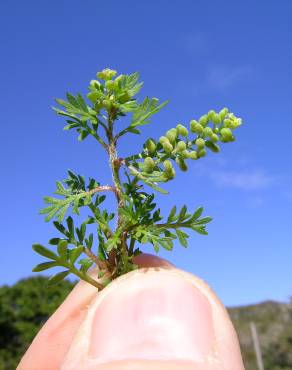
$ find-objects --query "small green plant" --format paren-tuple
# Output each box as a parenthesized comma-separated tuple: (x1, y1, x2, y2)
(32, 68, 242, 290)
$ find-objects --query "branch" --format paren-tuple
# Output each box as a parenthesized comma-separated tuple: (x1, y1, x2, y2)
(87, 185, 117, 196)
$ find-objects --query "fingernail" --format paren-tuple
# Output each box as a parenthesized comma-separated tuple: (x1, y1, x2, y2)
(89, 271, 215, 363)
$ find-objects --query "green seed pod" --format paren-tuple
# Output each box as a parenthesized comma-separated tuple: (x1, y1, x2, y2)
(162, 142, 174, 153)
(212, 113, 221, 125)
(220, 127, 233, 141)
(163, 159, 173, 173)
(168, 168, 176, 179)
(105, 80, 115, 90)
(181, 150, 189, 159)
(205, 141, 220, 153)
(176, 158, 188, 171)
(203, 127, 213, 137)
(214, 127, 219, 134)
(198, 149, 207, 158)
(199, 115, 208, 126)
(219, 107, 229, 120)
(97, 68, 117, 80)
(144, 157, 155, 173)
(188, 151, 198, 160)
(210, 133, 219, 142)
(102, 99, 111, 110)
(145, 139, 156, 154)
(90, 79, 101, 89)
(223, 118, 233, 128)
(190, 120, 204, 134)
(207, 110, 216, 121)
(176, 141, 187, 152)
(176, 124, 189, 137)
(195, 138, 205, 148)
(166, 128, 178, 144)
(159, 136, 169, 144)
(164, 164, 176, 179)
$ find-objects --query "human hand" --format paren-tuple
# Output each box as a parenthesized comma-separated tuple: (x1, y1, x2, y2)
(18, 254, 244, 370)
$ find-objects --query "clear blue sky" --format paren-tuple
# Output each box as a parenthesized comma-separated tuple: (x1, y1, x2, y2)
(1, 0, 291, 306)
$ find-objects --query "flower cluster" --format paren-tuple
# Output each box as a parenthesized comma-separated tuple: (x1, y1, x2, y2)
(137, 108, 242, 180)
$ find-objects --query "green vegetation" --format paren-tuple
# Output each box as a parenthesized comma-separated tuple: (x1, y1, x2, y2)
(33, 68, 242, 289)
(1, 277, 291, 369)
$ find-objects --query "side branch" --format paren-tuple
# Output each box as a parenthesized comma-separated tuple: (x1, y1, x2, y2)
(87, 185, 117, 196)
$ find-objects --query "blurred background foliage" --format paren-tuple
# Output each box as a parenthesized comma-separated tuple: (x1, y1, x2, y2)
(0, 277, 291, 370)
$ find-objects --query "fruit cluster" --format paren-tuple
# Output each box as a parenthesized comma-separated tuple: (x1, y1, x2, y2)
(139, 108, 242, 180)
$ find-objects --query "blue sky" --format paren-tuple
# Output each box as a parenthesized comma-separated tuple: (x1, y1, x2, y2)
(1, 0, 291, 306)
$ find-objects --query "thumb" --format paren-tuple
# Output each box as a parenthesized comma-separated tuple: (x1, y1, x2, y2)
(61, 265, 244, 370)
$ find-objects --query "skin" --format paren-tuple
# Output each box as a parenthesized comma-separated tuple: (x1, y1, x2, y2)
(17, 254, 245, 370)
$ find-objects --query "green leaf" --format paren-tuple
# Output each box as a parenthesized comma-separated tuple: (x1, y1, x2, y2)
(32, 244, 57, 260)
(47, 271, 70, 286)
(191, 207, 204, 221)
(176, 229, 189, 248)
(57, 240, 68, 259)
(32, 261, 58, 272)
(178, 205, 187, 222)
(167, 206, 177, 222)
(69, 246, 84, 264)
(131, 97, 168, 127)
(49, 238, 61, 245)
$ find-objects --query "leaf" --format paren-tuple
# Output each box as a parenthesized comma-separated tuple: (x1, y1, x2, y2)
(69, 246, 84, 264)
(32, 261, 58, 272)
(176, 229, 189, 248)
(178, 205, 187, 222)
(32, 244, 57, 260)
(47, 271, 70, 286)
(167, 206, 177, 222)
(53, 221, 68, 236)
(131, 97, 168, 127)
(191, 207, 204, 221)
(57, 240, 68, 259)
(49, 238, 61, 245)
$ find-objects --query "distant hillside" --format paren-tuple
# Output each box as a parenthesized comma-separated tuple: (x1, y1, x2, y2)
(0, 277, 291, 370)
(228, 301, 292, 369)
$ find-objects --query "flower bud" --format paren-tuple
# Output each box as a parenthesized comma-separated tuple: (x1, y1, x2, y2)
(162, 142, 174, 153)
(176, 158, 188, 171)
(199, 115, 208, 126)
(163, 160, 173, 173)
(102, 99, 112, 110)
(176, 140, 187, 152)
(220, 127, 233, 141)
(90, 80, 101, 89)
(159, 136, 169, 144)
(164, 161, 176, 179)
(105, 80, 115, 90)
(198, 149, 207, 158)
(210, 133, 219, 142)
(219, 107, 229, 120)
(145, 139, 156, 154)
(97, 68, 117, 81)
(205, 141, 220, 153)
(181, 150, 189, 159)
(207, 110, 216, 121)
(176, 124, 188, 137)
(203, 127, 213, 137)
(144, 157, 155, 173)
(195, 138, 205, 148)
(167, 168, 176, 179)
(166, 128, 178, 144)
(223, 118, 233, 128)
(190, 120, 204, 134)
(188, 150, 198, 160)
(212, 113, 221, 125)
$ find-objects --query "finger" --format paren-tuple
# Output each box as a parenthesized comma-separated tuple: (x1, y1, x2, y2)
(62, 268, 244, 370)
(17, 254, 171, 370)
